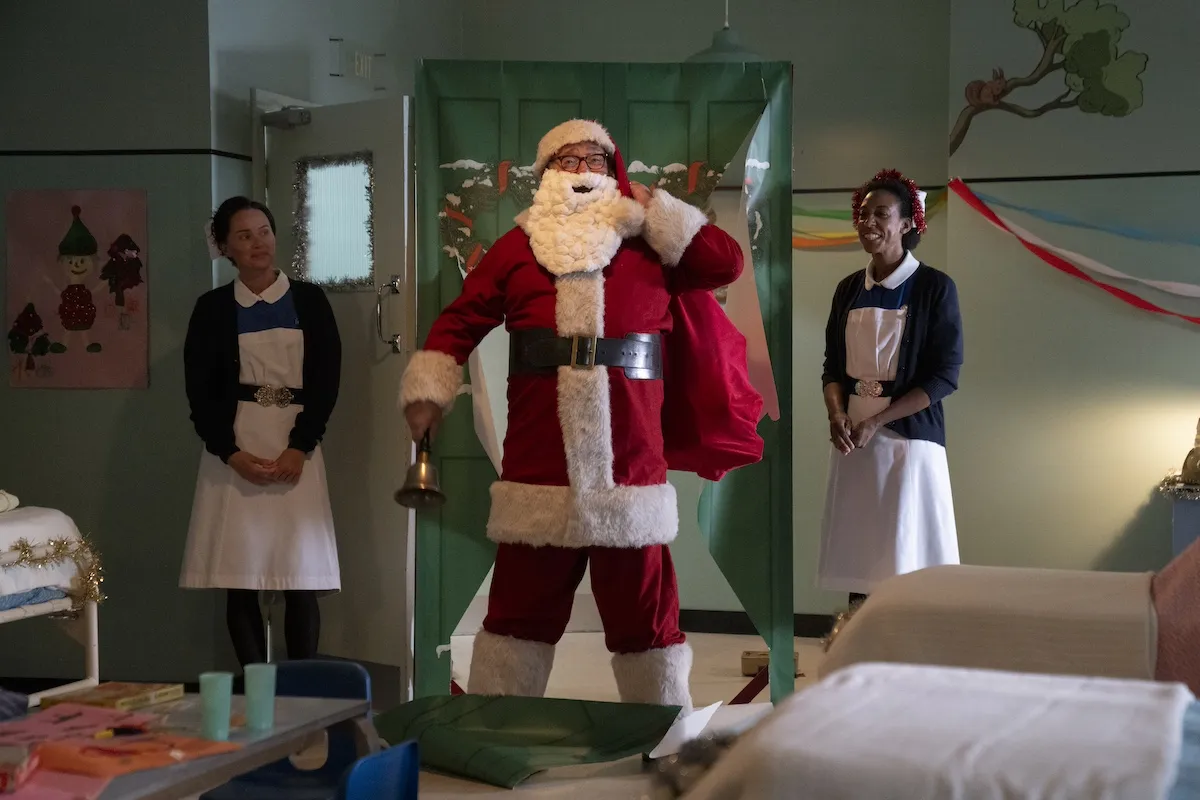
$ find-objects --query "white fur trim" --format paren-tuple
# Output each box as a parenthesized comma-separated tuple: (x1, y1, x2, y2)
(399, 349, 462, 412)
(553, 272, 613, 491)
(533, 119, 615, 176)
(487, 481, 679, 548)
(467, 630, 555, 697)
(519, 170, 643, 276)
(612, 643, 693, 712)
(642, 190, 708, 268)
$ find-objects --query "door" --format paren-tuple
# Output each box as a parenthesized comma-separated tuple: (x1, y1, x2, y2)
(414, 61, 793, 700)
(262, 96, 416, 698)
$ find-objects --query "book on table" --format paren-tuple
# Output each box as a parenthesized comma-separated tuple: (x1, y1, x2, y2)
(38, 683, 184, 712)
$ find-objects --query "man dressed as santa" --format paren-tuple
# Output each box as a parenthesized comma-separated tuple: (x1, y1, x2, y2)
(400, 119, 749, 711)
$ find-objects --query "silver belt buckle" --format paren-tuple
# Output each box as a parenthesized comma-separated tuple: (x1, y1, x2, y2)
(254, 385, 294, 408)
(853, 379, 883, 398)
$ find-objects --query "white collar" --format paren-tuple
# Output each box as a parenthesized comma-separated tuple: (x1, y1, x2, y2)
(234, 271, 289, 308)
(865, 251, 919, 291)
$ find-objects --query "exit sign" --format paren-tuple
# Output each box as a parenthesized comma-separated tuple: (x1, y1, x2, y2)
(329, 38, 384, 84)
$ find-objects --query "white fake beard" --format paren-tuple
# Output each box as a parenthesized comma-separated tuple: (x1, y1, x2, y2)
(523, 169, 645, 276)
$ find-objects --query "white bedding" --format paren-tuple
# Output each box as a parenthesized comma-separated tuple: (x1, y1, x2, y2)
(820, 564, 1157, 681)
(0, 506, 83, 597)
(687, 663, 1194, 800)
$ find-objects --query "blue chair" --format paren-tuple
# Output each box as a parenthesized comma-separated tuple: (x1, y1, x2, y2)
(337, 740, 419, 799)
(200, 659, 373, 800)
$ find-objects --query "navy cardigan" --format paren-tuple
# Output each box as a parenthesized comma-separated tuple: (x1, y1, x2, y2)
(183, 279, 342, 462)
(821, 263, 963, 446)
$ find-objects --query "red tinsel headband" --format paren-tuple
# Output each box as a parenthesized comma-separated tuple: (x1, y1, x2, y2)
(851, 168, 927, 234)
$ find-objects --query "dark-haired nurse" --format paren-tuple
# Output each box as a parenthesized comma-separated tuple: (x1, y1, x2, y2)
(817, 170, 963, 607)
(179, 196, 342, 667)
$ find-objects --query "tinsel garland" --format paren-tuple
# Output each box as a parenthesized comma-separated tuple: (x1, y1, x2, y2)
(648, 732, 742, 798)
(1, 536, 105, 611)
(822, 595, 866, 654)
(1158, 471, 1200, 501)
(291, 151, 376, 291)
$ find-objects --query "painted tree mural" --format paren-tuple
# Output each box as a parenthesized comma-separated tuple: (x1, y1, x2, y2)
(949, 0, 1149, 156)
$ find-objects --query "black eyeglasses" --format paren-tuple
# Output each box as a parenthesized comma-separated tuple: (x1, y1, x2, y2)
(555, 154, 608, 172)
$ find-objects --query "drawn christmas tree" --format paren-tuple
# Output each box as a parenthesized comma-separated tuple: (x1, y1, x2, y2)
(100, 234, 144, 308)
(7, 303, 52, 371)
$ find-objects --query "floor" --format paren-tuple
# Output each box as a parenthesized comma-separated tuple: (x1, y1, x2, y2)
(450, 631, 825, 705)
(190, 633, 827, 799)
(418, 632, 826, 797)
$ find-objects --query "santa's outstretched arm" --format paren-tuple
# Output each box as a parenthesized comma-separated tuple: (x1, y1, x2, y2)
(398, 242, 509, 413)
(641, 189, 743, 292)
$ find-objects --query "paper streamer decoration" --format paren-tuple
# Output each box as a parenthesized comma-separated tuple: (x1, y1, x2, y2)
(970, 189, 1200, 249)
(792, 189, 947, 250)
(949, 178, 1200, 326)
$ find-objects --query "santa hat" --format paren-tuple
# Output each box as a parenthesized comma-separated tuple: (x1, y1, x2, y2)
(533, 119, 633, 197)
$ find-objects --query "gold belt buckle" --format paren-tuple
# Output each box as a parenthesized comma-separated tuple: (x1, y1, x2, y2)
(853, 379, 883, 398)
(254, 385, 294, 408)
(569, 336, 599, 370)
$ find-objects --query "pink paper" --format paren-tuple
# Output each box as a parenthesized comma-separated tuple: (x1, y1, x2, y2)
(10, 770, 110, 800)
(712, 195, 779, 421)
(0, 704, 156, 748)
(5, 190, 149, 389)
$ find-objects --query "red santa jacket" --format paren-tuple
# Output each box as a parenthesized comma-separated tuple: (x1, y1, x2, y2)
(401, 190, 743, 550)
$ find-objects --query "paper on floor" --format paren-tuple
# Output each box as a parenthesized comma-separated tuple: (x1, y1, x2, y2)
(650, 702, 723, 759)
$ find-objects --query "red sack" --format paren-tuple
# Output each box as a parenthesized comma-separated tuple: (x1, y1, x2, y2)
(661, 289, 765, 481)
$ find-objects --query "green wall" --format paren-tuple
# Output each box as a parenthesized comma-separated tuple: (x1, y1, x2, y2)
(0, 1, 233, 681)
(0, 155, 228, 680)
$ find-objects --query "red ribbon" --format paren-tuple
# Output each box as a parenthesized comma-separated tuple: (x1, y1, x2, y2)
(948, 178, 1200, 326)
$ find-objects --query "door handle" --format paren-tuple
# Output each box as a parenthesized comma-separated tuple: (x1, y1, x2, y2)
(375, 274, 404, 354)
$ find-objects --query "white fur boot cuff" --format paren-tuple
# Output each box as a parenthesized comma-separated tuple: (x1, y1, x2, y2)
(467, 630, 556, 698)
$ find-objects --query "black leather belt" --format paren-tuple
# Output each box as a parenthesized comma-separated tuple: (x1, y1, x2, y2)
(237, 383, 306, 407)
(843, 378, 896, 399)
(509, 329, 662, 380)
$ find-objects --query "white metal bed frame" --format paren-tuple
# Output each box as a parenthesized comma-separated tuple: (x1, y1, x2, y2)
(0, 541, 100, 708)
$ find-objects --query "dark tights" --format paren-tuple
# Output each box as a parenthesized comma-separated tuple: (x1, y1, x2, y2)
(226, 590, 320, 667)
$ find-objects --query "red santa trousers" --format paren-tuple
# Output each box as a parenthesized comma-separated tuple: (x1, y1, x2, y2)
(468, 542, 692, 709)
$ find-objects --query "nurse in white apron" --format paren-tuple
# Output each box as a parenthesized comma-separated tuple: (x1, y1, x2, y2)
(180, 196, 342, 667)
(817, 170, 964, 605)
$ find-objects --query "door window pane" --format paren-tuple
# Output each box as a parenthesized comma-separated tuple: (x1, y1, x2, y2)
(294, 152, 374, 289)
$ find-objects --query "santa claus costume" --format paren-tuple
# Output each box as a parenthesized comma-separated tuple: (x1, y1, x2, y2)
(400, 120, 760, 710)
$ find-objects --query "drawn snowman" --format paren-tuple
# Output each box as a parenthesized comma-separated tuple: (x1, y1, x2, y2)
(45, 205, 106, 353)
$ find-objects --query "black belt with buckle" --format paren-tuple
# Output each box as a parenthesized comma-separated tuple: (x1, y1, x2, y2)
(844, 378, 896, 399)
(509, 329, 662, 380)
(237, 383, 306, 407)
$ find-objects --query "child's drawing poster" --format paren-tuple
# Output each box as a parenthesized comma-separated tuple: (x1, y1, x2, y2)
(5, 190, 148, 389)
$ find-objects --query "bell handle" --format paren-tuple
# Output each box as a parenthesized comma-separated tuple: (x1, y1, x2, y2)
(419, 429, 432, 454)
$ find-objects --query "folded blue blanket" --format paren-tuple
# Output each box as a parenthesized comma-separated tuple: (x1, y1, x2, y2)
(0, 586, 67, 612)
(0, 688, 27, 722)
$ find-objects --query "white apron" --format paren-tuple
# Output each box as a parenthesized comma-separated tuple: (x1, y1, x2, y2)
(179, 274, 340, 591)
(817, 255, 958, 594)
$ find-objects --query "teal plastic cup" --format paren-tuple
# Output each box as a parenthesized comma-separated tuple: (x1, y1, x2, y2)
(244, 662, 277, 731)
(199, 671, 233, 741)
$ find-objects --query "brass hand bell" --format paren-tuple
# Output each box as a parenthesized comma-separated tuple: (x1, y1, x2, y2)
(395, 431, 446, 509)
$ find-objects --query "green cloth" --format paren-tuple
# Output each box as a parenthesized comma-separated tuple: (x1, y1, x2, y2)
(374, 694, 681, 788)
(59, 205, 97, 256)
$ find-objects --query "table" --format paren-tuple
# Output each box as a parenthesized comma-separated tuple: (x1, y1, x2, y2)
(98, 695, 375, 800)
(419, 704, 773, 799)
